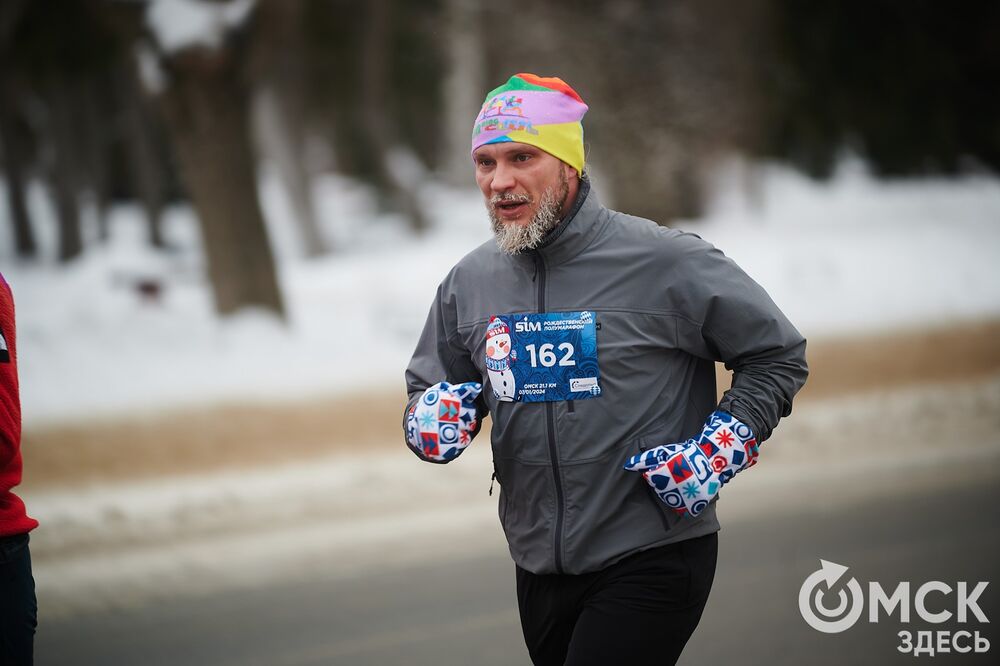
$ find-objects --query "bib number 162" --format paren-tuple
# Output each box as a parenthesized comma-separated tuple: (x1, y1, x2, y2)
(525, 343, 576, 368)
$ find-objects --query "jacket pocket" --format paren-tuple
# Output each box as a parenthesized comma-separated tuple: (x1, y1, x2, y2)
(561, 439, 682, 572)
(492, 461, 510, 525)
(633, 428, 677, 533)
(492, 458, 557, 573)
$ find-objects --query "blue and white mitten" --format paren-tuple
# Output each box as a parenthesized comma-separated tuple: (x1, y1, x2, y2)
(406, 381, 483, 462)
(623, 411, 759, 517)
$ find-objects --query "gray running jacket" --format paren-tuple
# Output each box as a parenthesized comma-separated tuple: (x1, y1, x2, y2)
(404, 180, 808, 575)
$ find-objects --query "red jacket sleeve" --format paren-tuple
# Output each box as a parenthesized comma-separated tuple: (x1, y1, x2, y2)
(0, 272, 38, 536)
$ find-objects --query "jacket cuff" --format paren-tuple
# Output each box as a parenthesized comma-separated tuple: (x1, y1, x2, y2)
(715, 396, 767, 443)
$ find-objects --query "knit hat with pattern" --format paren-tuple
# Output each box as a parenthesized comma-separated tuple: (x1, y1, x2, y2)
(471, 73, 588, 173)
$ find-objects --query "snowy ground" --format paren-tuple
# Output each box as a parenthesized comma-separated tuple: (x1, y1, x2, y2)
(2, 159, 1000, 425)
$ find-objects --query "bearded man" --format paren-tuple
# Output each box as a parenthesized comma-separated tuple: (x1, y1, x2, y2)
(403, 73, 808, 665)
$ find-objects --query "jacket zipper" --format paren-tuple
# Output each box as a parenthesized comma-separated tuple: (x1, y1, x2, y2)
(535, 251, 566, 574)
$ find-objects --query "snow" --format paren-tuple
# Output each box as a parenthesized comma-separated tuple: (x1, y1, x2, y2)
(133, 42, 166, 95)
(145, 0, 256, 54)
(2, 160, 1000, 424)
(690, 158, 1000, 336)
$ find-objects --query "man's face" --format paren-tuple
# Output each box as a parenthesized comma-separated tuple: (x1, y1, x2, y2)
(473, 143, 579, 254)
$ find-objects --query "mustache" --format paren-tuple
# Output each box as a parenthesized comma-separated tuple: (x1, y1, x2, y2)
(489, 192, 532, 207)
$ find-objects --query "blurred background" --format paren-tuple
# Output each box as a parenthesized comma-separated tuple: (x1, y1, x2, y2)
(2, 0, 999, 664)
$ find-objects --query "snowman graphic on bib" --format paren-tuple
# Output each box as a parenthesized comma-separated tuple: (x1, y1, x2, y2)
(485, 316, 517, 401)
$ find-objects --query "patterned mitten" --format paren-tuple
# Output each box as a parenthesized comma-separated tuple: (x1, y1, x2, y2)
(406, 381, 483, 462)
(623, 411, 759, 517)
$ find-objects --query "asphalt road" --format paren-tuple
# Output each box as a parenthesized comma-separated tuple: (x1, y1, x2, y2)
(37, 474, 999, 666)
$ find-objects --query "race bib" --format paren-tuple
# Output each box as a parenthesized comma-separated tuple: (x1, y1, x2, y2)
(484, 311, 601, 403)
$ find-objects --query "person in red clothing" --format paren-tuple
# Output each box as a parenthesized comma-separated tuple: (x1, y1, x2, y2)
(0, 271, 38, 665)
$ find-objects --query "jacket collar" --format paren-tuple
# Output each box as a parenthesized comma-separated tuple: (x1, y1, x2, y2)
(509, 178, 606, 269)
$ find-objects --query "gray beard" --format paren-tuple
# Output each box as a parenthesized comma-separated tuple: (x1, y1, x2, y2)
(489, 171, 569, 256)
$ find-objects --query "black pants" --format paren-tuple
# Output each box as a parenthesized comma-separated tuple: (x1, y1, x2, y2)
(0, 533, 36, 666)
(516, 532, 718, 666)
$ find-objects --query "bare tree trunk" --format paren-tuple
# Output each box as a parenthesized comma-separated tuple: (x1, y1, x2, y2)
(253, 85, 326, 257)
(101, 1, 284, 316)
(0, 0, 35, 258)
(441, 0, 485, 185)
(250, 0, 326, 257)
(361, 0, 428, 233)
(0, 77, 36, 258)
(117, 60, 167, 248)
(45, 80, 84, 262)
(159, 48, 285, 319)
(77, 75, 111, 242)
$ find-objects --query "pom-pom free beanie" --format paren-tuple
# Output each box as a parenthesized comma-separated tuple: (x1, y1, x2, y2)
(471, 73, 588, 173)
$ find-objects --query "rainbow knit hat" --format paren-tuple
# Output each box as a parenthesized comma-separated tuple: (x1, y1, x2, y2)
(471, 73, 588, 173)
